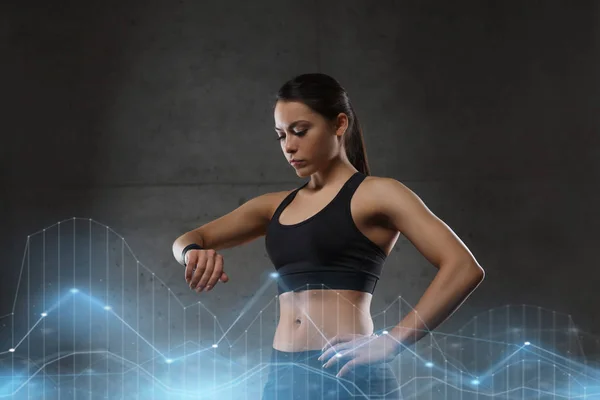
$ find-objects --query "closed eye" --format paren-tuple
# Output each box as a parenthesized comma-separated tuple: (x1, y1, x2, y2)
(276, 130, 307, 141)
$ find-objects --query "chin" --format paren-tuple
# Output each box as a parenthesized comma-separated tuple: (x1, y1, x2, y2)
(294, 167, 312, 178)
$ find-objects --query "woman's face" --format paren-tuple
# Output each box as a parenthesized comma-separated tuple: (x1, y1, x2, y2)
(273, 100, 348, 177)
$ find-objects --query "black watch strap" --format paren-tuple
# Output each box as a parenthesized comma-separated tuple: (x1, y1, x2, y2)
(182, 243, 203, 266)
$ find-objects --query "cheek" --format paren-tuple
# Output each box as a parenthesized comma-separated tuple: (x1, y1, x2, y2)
(309, 134, 331, 152)
(314, 136, 338, 157)
(303, 141, 322, 159)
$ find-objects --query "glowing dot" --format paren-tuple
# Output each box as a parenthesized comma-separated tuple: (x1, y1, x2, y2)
(104, 306, 111, 311)
(70, 288, 79, 293)
(471, 379, 480, 385)
(336, 353, 342, 358)
(166, 359, 173, 364)
(270, 272, 279, 278)
(524, 341, 530, 346)
(9, 348, 15, 353)
(212, 344, 218, 348)
(382, 330, 389, 335)
(425, 362, 433, 368)
(41, 313, 47, 317)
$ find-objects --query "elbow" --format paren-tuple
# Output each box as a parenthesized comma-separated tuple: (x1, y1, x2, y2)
(467, 263, 485, 287)
(446, 261, 484, 288)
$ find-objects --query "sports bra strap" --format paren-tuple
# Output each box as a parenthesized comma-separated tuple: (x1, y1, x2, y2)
(270, 181, 308, 222)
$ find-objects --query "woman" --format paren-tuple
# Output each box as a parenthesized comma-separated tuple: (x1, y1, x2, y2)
(172, 73, 485, 399)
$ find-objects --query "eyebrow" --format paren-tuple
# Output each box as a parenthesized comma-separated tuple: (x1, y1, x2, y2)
(274, 120, 310, 132)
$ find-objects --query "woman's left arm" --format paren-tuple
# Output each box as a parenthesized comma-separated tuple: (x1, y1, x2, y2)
(373, 177, 485, 351)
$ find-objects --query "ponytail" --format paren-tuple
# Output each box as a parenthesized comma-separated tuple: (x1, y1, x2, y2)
(344, 111, 371, 176)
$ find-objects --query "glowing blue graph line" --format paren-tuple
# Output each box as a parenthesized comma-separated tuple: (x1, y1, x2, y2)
(1, 217, 599, 399)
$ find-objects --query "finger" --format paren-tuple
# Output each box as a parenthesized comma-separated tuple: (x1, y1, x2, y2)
(321, 334, 356, 352)
(319, 343, 345, 362)
(219, 271, 229, 283)
(196, 252, 215, 291)
(190, 252, 207, 288)
(185, 269, 191, 284)
(321, 343, 355, 367)
(184, 251, 197, 284)
(321, 335, 340, 352)
(336, 358, 363, 378)
(205, 254, 223, 291)
(190, 265, 205, 290)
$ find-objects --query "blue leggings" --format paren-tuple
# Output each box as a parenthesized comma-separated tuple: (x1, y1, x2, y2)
(261, 348, 402, 400)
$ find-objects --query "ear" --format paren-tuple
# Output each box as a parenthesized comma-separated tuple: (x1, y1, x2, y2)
(334, 113, 349, 137)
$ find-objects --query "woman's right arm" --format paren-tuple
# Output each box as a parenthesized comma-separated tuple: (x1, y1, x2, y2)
(172, 191, 286, 266)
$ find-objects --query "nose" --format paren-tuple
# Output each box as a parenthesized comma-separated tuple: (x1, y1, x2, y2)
(283, 136, 298, 154)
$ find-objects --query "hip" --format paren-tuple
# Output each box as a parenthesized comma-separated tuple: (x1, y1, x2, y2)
(261, 347, 402, 400)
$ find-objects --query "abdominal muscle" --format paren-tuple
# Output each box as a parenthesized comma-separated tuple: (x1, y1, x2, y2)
(272, 289, 374, 352)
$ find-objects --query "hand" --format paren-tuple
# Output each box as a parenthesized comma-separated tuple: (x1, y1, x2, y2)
(185, 249, 229, 293)
(318, 333, 400, 378)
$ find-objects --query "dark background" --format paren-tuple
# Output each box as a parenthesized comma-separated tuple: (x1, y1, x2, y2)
(1, 0, 599, 398)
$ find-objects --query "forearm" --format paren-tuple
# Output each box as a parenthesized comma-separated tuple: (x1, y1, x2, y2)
(172, 231, 205, 266)
(389, 262, 484, 350)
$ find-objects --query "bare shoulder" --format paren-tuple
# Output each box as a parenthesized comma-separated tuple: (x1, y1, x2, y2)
(359, 175, 427, 219)
(259, 189, 295, 218)
(211, 189, 294, 223)
(361, 175, 417, 201)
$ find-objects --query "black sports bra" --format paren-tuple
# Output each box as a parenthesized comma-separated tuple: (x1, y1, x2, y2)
(265, 172, 387, 295)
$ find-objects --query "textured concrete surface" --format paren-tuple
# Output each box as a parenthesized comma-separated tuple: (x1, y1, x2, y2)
(1, 0, 599, 397)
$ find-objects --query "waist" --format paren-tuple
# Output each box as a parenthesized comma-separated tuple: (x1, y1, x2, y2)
(274, 289, 374, 351)
(275, 261, 380, 295)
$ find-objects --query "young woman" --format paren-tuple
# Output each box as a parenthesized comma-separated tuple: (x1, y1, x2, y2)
(172, 73, 485, 399)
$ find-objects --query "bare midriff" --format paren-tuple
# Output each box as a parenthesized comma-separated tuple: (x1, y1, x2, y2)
(272, 289, 374, 352)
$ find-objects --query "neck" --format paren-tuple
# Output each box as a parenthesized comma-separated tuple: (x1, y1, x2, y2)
(307, 158, 357, 191)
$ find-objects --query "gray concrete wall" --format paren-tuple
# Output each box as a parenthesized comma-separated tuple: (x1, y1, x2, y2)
(2, 0, 599, 398)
